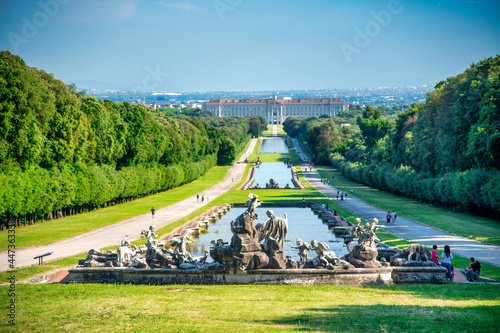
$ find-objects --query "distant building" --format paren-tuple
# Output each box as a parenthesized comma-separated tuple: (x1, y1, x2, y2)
(202, 95, 349, 124)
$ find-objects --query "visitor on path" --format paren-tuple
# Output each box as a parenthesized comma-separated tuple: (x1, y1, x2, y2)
(431, 245, 439, 265)
(386, 212, 391, 224)
(327, 180, 330, 185)
(464, 257, 482, 282)
(202, 195, 205, 202)
(350, 189, 353, 194)
(336, 190, 339, 200)
(441, 245, 454, 280)
(325, 203, 329, 210)
(196, 194, 199, 202)
(391, 211, 397, 224)
(321, 203, 325, 210)
(341, 192, 344, 200)
(151, 207, 156, 219)
(333, 210, 337, 216)
(345, 192, 347, 199)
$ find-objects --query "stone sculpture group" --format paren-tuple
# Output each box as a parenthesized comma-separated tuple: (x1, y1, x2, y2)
(78, 194, 438, 272)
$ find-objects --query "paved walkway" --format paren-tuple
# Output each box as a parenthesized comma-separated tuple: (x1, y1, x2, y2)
(0, 139, 257, 272)
(292, 139, 500, 268)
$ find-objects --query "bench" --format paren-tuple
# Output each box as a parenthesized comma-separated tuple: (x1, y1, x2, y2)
(34, 251, 53, 265)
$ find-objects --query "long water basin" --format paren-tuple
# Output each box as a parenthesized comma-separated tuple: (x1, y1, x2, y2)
(260, 138, 289, 154)
(188, 207, 348, 262)
(253, 162, 295, 188)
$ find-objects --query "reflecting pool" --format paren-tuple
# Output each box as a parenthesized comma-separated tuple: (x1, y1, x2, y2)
(187, 207, 348, 261)
(253, 162, 295, 188)
(260, 138, 289, 154)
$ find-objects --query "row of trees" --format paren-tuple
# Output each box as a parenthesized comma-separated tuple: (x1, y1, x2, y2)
(284, 55, 500, 217)
(0, 51, 266, 227)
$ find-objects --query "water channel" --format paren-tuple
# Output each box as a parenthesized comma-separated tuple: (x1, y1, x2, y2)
(252, 163, 295, 188)
(260, 138, 289, 154)
(188, 207, 348, 262)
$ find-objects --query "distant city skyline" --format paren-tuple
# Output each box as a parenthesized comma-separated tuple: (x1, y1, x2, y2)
(0, 0, 499, 92)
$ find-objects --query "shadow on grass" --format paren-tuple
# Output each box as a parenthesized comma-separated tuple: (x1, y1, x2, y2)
(264, 303, 500, 332)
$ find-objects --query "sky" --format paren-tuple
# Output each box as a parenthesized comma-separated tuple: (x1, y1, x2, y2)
(0, 0, 499, 92)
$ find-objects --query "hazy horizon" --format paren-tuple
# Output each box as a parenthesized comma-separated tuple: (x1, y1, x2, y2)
(1, 0, 499, 92)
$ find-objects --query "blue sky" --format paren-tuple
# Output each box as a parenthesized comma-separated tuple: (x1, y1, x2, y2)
(0, 0, 499, 91)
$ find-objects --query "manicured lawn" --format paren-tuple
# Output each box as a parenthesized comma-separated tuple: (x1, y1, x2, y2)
(262, 125, 285, 137)
(2, 283, 498, 332)
(315, 165, 500, 246)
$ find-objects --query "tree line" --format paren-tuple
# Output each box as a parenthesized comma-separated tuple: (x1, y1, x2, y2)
(0, 51, 267, 228)
(284, 55, 500, 218)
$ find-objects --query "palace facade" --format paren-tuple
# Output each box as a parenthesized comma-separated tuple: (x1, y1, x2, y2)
(202, 96, 349, 124)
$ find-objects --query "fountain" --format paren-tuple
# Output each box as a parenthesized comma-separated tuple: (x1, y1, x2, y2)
(70, 194, 447, 285)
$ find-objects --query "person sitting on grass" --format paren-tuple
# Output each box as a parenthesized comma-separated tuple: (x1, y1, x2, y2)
(464, 257, 482, 282)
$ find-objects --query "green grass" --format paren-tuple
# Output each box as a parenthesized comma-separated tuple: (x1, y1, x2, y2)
(1, 283, 498, 332)
(315, 165, 500, 245)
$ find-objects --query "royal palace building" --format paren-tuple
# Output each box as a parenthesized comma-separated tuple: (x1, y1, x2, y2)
(202, 96, 349, 124)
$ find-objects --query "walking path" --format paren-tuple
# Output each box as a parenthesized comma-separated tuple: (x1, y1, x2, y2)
(292, 139, 500, 268)
(0, 139, 258, 272)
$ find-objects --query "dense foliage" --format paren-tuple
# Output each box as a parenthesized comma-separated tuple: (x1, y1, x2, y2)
(285, 56, 500, 217)
(0, 51, 264, 227)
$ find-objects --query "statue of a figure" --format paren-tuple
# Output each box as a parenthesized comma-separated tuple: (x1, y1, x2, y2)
(349, 218, 364, 245)
(310, 239, 339, 268)
(171, 235, 193, 263)
(117, 235, 136, 263)
(141, 225, 159, 249)
(361, 218, 385, 247)
(291, 238, 310, 262)
(258, 209, 288, 248)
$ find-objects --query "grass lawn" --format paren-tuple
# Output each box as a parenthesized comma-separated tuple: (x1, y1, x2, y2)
(2, 283, 498, 332)
(262, 124, 285, 137)
(315, 165, 500, 246)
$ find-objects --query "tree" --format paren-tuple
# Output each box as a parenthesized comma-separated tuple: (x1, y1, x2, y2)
(217, 137, 236, 166)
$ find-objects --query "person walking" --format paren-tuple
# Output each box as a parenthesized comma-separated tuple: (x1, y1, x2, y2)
(196, 194, 199, 202)
(151, 207, 156, 219)
(336, 190, 339, 200)
(386, 212, 391, 224)
(391, 211, 397, 224)
(441, 245, 454, 280)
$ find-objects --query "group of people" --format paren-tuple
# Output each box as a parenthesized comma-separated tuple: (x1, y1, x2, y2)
(196, 193, 209, 203)
(431, 244, 482, 282)
(385, 211, 397, 224)
(336, 190, 349, 200)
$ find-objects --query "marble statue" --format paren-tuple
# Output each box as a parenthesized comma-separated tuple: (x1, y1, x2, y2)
(310, 239, 340, 268)
(258, 209, 288, 248)
(291, 238, 310, 262)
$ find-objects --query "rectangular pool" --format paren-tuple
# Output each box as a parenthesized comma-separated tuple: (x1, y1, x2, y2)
(252, 163, 295, 188)
(260, 138, 289, 154)
(187, 207, 348, 262)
